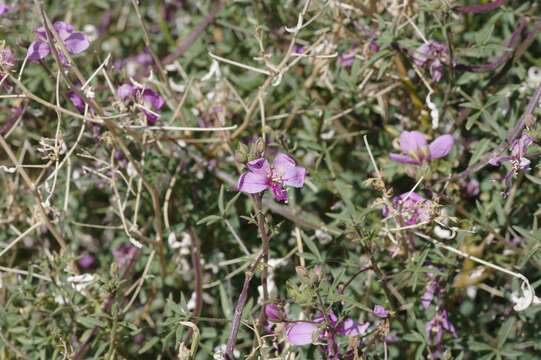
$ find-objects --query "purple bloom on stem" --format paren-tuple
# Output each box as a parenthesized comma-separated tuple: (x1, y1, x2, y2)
(78, 253, 96, 269)
(336, 318, 369, 336)
(0, 5, 10, 15)
(489, 133, 534, 191)
(286, 322, 319, 346)
(373, 305, 389, 318)
(27, 21, 90, 62)
(112, 243, 138, 269)
(67, 91, 86, 114)
(338, 50, 356, 68)
(413, 41, 448, 82)
(421, 277, 441, 309)
(465, 178, 480, 197)
(426, 308, 457, 347)
(117, 83, 165, 125)
(382, 192, 433, 225)
(0, 46, 15, 73)
(237, 153, 305, 202)
(117, 83, 137, 100)
(141, 89, 165, 125)
(390, 131, 454, 165)
(264, 304, 284, 322)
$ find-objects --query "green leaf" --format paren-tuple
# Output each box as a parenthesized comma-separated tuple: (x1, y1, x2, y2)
(197, 215, 222, 226)
(497, 317, 515, 348)
(138, 336, 160, 354)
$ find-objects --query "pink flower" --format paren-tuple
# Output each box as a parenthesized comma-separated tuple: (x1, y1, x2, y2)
(286, 313, 369, 346)
(286, 322, 319, 346)
(237, 153, 305, 202)
(27, 21, 90, 63)
(382, 192, 433, 225)
(390, 131, 454, 165)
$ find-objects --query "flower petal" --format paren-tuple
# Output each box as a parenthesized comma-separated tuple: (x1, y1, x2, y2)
(373, 305, 389, 318)
(27, 41, 50, 61)
(117, 83, 137, 100)
(64, 32, 90, 54)
(412, 43, 431, 66)
(400, 131, 427, 154)
(142, 89, 165, 110)
(0, 5, 11, 15)
(282, 166, 305, 188)
(273, 153, 297, 177)
(247, 158, 271, 176)
(53, 21, 75, 40)
(286, 322, 318, 346)
(337, 319, 369, 336)
(428, 134, 454, 159)
(67, 91, 85, 114)
(237, 172, 269, 194)
(389, 153, 418, 164)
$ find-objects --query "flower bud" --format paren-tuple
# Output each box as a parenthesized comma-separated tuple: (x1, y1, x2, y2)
(264, 304, 284, 322)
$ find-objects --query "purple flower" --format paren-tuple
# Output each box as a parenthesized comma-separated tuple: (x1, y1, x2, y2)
(0, 45, 15, 73)
(78, 253, 96, 269)
(390, 131, 454, 165)
(465, 179, 480, 197)
(382, 192, 433, 225)
(421, 276, 441, 309)
(426, 308, 457, 348)
(413, 41, 448, 82)
(27, 21, 90, 62)
(286, 312, 369, 347)
(237, 153, 306, 202)
(336, 318, 369, 336)
(293, 44, 305, 55)
(338, 50, 356, 68)
(67, 91, 86, 114)
(112, 243, 138, 269)
(373, 305, 389, 318)
(117, 83, 164, 125)
(264, 304, 284, 322)
(0, 5, 10, 15)
(489, 134, 534, 191)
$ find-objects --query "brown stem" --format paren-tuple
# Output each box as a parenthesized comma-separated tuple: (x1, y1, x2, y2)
(253, 195, 269, 302)
(224, 253, 264, 358)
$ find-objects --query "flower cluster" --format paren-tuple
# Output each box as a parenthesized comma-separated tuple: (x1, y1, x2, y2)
(27, 21, 90, 64)
(237, 153, 306, 202)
